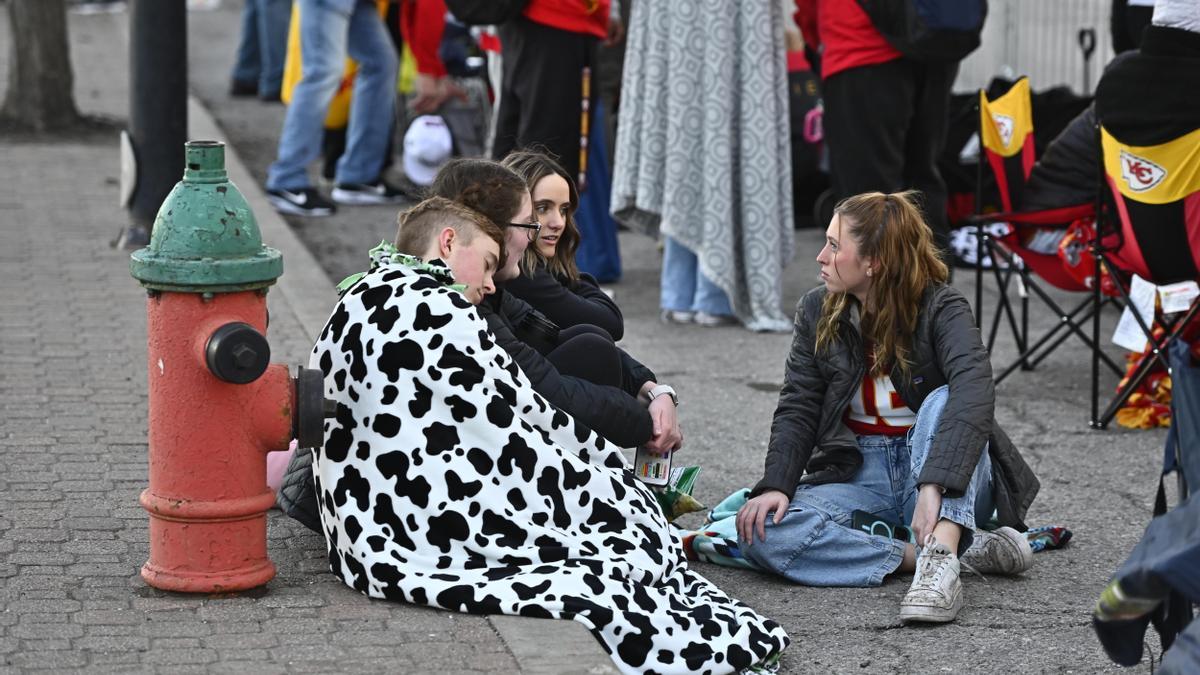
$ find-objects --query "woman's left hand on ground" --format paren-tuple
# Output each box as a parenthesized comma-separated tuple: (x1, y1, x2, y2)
(645, 396, 682, 455)
(910, 484, 943, 545)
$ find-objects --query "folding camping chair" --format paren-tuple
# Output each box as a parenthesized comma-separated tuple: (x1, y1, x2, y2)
(1090, 124, 1200, 429)
(972, 78, 1124, 386)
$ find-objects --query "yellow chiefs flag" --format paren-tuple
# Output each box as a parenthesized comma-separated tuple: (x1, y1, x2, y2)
(1102, 126, 1200, 205)
(280, 0, 399, 129)
(979, 77, 1033, 158)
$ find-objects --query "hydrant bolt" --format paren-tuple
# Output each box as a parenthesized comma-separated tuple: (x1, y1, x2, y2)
(206, 322, 271, 384)
(232, 344, 258, 369)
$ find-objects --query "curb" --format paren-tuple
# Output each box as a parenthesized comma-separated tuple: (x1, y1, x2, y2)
(187, 96, 616, 674)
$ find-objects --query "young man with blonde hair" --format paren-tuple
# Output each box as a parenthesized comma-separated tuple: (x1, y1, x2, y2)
(394, 196, 506, 305)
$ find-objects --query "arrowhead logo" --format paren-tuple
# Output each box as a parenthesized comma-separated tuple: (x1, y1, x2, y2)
(991, 113, 1015, 148)
(1120, 150, 1167, 192)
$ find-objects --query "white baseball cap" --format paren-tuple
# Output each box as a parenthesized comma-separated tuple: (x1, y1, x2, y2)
(403, 115, 454, 186)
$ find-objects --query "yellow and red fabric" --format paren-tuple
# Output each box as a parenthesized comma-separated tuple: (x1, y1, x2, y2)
(1101, 126, 1200, 285)
(280, 1, 392, 130)
(979, 77, 1035, 213)
(976, 78, 1101, 293)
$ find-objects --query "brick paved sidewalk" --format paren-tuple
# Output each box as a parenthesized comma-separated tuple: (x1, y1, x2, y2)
(0, 9, 613, 674)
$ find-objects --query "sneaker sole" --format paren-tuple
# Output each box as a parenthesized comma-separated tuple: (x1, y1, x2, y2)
(660, 311, 695, 324)
(330, 189, 407, 206)
(991, 527, 1035, 575)
(899, 585, 964, 624)
(268, 195, 334, 217)
(694, 314, 738, 327)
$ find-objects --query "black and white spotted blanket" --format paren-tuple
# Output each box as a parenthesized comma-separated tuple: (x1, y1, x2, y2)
(310, 259, 789, 674)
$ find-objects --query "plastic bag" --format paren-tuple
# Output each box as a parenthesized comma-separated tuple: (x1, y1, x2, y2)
(652, 466, 706, 522)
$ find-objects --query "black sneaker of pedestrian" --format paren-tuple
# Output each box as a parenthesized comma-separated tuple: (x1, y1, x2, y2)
(331, 179, 410, 205)
(230, 79, 258, 97)
(267, 188, 336, 217)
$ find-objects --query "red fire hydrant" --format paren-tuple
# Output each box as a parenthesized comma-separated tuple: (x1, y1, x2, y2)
(129, 141, 323, 593)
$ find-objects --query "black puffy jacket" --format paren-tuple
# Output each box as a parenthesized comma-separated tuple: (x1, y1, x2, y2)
(753, 284, 1040, 529)
(478, 290, 654, 448)
(503, 266, 625, 341)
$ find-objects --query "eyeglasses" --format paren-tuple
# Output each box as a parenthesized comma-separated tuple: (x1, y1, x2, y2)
(508, 221, 542, 240)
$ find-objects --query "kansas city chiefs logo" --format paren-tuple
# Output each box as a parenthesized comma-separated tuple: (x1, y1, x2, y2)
(991, 114, 1014, 148)
(1120, 150, 1167, 192)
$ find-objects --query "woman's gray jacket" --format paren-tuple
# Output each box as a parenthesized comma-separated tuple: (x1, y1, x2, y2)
(752, 284, 1040, 529)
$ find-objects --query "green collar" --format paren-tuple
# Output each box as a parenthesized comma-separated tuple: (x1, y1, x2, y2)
(336, 241, 467, 295)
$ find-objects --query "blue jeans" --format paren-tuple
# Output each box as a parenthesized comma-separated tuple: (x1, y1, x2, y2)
(660, 236, 733, 315)
(744, 385, 994, 587)
(266, 0, 397, 191)
(231, 0, 292, 96)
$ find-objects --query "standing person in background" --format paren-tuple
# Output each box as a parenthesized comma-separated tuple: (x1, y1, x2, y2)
(795, 0, 964, 262)
(1112, 0, 1157, 53)
(264, 0, 403, 217)
(491, 0, 623, 189)
(398, 0, 469, 115)
(612, 0, 795, 333)
(230, 0, 292, 102)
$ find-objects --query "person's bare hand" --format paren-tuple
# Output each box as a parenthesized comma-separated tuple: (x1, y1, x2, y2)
(603, 16, 624, 47)
(410, 74, 467, 115)
(736, 490, 790, 544)
(910, 484, 943, 546)
(644, 396, 681, 454)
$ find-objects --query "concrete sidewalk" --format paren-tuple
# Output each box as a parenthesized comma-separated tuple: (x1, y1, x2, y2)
(0, 7, 612, 674)
(0, 2, 1178, 673)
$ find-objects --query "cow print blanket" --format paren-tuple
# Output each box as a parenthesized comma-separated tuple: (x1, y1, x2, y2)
(309, 257, 789, 673)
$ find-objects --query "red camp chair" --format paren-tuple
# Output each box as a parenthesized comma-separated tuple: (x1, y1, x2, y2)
(972, 78, 1124, 385)
(1090, 124, 1200, 428)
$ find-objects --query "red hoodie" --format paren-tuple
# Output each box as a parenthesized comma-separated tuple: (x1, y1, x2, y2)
(797, 0, 902, 80)
(400, 0, 448, 77)
(524, 0, 610, 39)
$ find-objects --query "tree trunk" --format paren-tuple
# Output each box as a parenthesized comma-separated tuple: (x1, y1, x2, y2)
(1, 0, 82, 132)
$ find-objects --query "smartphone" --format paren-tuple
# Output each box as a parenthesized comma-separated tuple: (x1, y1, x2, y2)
(633, 447, 672, 487)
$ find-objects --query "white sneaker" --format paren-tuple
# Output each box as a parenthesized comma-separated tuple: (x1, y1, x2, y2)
(693, 311, 738, 327)
(660, 309, 695, 324)
(900, 536, 963, 624)
(960, 527, 1034, 576)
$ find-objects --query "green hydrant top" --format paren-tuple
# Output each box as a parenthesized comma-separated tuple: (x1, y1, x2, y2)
(130, 140, 283, 293)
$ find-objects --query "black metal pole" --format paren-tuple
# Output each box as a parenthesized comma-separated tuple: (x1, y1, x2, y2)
(974, 100, 984, 330)
(1091, 122, 1104, 428)
(124, 0, 187, 246)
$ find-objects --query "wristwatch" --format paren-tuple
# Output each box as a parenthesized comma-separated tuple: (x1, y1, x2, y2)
(648, 384, 679, 407)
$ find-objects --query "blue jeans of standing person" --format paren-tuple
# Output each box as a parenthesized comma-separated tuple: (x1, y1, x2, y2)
(266, 0, 397, 192)
(231, 0, 292, 96)
(744, 386, 994, 587)
(660, 236, 733, 316)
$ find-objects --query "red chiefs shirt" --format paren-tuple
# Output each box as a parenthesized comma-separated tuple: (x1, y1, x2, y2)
(843, 346, 915, 437)
(798, 0, 902, 80)
(524, 0, 610, 39)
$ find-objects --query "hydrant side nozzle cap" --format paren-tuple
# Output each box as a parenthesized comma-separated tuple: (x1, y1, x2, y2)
(130, 140, 283, 292)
